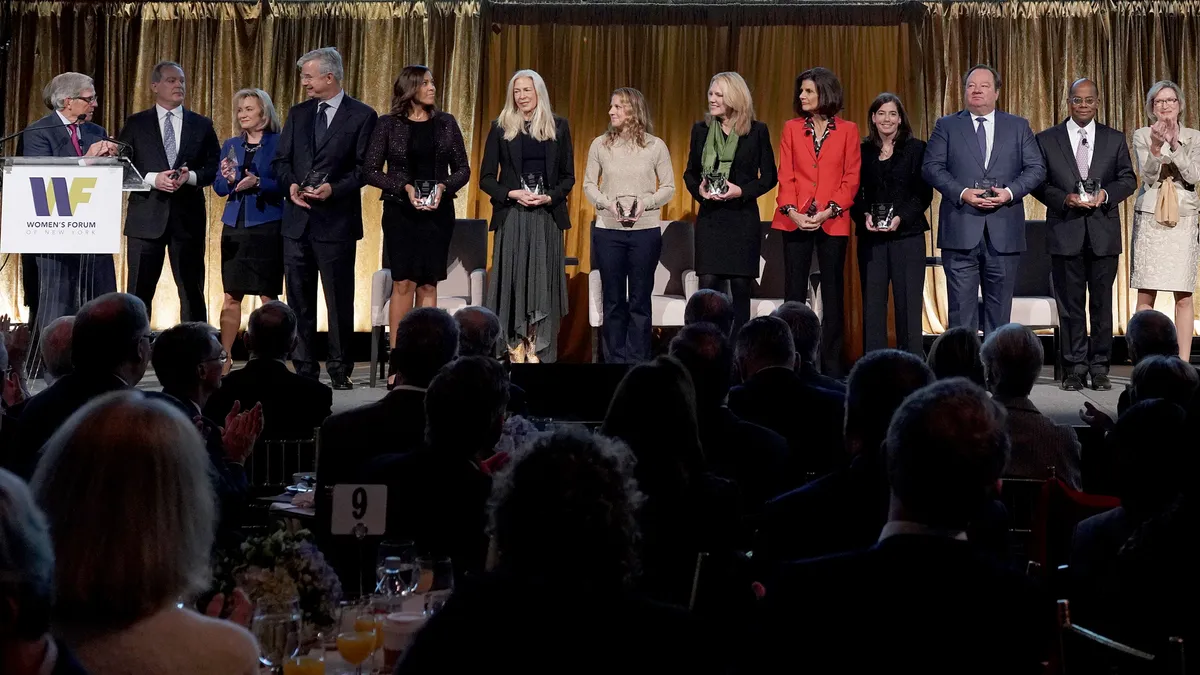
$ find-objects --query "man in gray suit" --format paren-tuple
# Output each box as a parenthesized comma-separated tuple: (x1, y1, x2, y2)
(923, 65, 1047, 337)
(981, 323, 1081, 488)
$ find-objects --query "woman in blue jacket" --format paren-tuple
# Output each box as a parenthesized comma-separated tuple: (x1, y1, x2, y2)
(214, 88, 285, 370)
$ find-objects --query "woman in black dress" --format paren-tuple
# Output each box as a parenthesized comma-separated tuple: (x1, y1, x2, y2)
(365, 66, 470, 386)
(215, 88, 285, 373)
(684, 72, 777, 336)
(849, 93, 932, 355)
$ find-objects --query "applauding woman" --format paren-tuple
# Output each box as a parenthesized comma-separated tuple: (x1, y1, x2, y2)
(684, 72, 777, 336)
(583, 88, 675, 363)
(851, 93, 932, 355)
(481, 69, 574, 363)
(214, 88, 285, 373)
(772, 67, 860, 377)
(365, 66, 470, 386)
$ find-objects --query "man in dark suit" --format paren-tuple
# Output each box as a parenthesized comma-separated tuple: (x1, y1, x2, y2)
(772, 301, 847, 393)
(923, 64, 1047, 337)
(17, 72, 120, 339)
(5, 293, 150, 479)
(203, 301, 332, 443)
(273, 47, 378, 389)
(118, 61, 219, 323)
(726, 316, 844, 477)
(454, 306, 529, 417)
(758, 379, 1052, 674)
(1032, 78, 1137, 392)
(683, 289, 735, 337)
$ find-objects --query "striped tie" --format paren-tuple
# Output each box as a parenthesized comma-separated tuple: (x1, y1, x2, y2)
(1076, 129, 1089, 180)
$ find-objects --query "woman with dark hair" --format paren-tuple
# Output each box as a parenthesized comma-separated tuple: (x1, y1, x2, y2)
(926, 326, 985, 386)
(851, 93, 933, 355)
(365, 66, 470, 387)
(772, 67, 861, 377)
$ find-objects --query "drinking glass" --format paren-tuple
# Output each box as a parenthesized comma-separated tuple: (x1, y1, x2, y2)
(252, 597, 302, 672)
(376, 540, 418, 598)
(337, 629, 377, 674)
(415, 556, 455, 616)
(282, 655, 323, 675)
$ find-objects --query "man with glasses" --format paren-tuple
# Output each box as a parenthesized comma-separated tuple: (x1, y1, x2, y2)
(1032, 78, 1137, 391)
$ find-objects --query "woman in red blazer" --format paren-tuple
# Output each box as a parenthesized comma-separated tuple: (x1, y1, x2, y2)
(772, 67, 861, 377)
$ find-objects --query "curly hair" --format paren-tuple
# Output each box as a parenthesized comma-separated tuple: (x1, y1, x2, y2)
(488, 428, 643, 589)
(603, 87, 653, 149)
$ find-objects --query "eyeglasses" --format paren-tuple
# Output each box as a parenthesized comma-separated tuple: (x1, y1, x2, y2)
(1155, 98, 1180, 107)
(203, 350, 229, 365)
(73, 95, 98, 104)
(1070, 97, 1098, 105)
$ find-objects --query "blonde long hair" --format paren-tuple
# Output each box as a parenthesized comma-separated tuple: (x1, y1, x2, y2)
(498, 69, 556, 142)
(604, 87, 653, 148)
(705, 72, 754, 137)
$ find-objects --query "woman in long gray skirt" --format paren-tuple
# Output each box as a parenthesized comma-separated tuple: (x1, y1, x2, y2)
(480, 69, 574, 363)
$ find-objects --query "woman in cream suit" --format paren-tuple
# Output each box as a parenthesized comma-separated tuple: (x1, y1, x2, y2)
(1131, 80, 1200, 359)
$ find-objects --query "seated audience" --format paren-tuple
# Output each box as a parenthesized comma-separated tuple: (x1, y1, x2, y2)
(38, 317, 74, 387)
(981, 323, 1081, 488)
(772, 301, 846, 394)
(684, 288, 734, 337)
(1118, 309, 1179, 413)
(31, 391, 259, 674)
(0, 319, 68, 449)
(927, 325, 986, 385)
(7, 292, 150, 479)
(397, 429, 710, 674)
(0, 467, 87, 675)
(759, 379, 1052, 673)
(727, 316, 844, 476)
(600, 356, 741, 607)
(1128, 354, 1198, 408)
(669, 323, 793, 513)
(454, 305, 528, 417)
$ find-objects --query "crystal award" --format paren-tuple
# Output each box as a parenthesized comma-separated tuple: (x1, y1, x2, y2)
(613, 195, 641, 227)
(521, 171, 546, 196)
(1077, 179, 1101, 204)
(871, 203, 896, 231)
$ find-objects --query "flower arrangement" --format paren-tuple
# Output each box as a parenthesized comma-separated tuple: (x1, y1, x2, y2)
(211, 524, 342, 628)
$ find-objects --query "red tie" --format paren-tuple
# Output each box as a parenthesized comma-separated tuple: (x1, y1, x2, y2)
(68, 124, 83, 156)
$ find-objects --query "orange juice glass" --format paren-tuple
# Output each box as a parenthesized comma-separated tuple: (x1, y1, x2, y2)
(354, 615, 385, 652)
(282, 655, 324, 675)
(337, 631, 376, 667)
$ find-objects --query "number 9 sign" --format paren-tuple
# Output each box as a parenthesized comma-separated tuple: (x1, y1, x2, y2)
(331, 484, 387, 536)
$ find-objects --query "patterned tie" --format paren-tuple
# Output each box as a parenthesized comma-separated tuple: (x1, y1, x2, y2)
(68, 124, 82, 156)
(163, 111, 178, 167)
(976, 117, 988, 166)
(314, 102, 330, 144)
(1076, 129, 1090, 180)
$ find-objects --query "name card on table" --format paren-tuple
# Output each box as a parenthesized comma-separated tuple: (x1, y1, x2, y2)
(331, 484, 387, 536)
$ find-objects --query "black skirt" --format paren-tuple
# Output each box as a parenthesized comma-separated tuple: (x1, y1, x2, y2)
(221, 219, 283, 297)
(383, 199, 454, 286)
(693, 201, 762, 277)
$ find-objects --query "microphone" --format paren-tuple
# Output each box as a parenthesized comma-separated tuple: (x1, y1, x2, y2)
(0, 114, 85, 148)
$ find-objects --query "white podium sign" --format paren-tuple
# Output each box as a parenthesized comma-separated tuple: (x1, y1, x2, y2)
(1, 162, 123, 254)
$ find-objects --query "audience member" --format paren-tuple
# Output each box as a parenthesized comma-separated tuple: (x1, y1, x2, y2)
(397, 430, 710, 674)
(980, 323, 1081, 487)
(7, 293, 150, 479)
(727, 316, 844, 476)
(926, 325, 986, 385)
(1128, 354, 1199, 408)
(203, 301, 332, 442)
(454, 306, 528, 417)
(600, 356, 741, 607)
(772, 301, 846, 394)
(32, 391, 259, 674)
(1, 319, 31, 410)
(38, 317, 74, 387)
(0, 468, 88, 675)
(1118, 309, 1179, 413)
(684, 289, 734, 337)
(759, 379, 1051, 673)
(669, 323, 793, 514)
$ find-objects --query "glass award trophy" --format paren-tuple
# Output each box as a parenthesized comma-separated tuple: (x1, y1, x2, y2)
(415, 179, 438, 208)
(301, 169, 328, 189)
(871, 203, 896, 231)
(974, 178, 998, 199)
(704, 172, 728, 197)
(223, 145, 239, 181)
(520, 171, 546, 196)
(613, 195, 641, 227)
(1076, 179, 1101, 204)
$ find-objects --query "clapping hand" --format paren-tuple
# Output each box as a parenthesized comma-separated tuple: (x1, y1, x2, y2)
(233, 174, 259, 192)
(204, 587, 253, 627)
(221, 400, 264, 464)
(1079, 401, 1115, 433)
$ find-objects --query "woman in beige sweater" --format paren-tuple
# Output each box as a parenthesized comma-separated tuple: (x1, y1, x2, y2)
(583, 88, 675, 363)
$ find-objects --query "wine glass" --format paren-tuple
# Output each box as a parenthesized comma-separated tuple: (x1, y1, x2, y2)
(252, 597, 301, 672)
(415, 556, 455, 616)
(337, 625, 377, 675)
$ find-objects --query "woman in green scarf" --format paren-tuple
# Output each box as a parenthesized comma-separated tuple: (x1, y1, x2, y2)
(684, 72, 778, 335)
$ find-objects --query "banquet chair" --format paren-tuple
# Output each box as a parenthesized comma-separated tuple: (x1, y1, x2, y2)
(1055, 599, 1185, 675)
(587, 219, 699, 336)
(245, 427, 321, 496)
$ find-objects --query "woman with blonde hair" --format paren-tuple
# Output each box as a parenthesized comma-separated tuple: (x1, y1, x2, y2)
(31, 391, 259, 674)
(480, 69, 573, 363)
(1130, 80, 1200, 359)
(684, 72, 777, 336)
(583, 87, 675, 363)
(214, 87, 285, 373)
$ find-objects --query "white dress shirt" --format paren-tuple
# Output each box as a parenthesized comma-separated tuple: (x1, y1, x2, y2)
(145, 103, 198, 188)
(959, 108, 1014, 203)
(319, 89, 346, 128)
(1067, 117, 1096, 167)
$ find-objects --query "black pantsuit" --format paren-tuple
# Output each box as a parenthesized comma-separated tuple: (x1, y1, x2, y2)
(782, 229, 848, 368)
(594, 227, 661, 363)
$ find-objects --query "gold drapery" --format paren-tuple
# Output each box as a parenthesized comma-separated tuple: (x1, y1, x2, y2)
(4, 1, 1200, 360)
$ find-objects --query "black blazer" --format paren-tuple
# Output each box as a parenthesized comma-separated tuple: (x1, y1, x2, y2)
(851, 136, 933, 239)
(273, 94, 379, 242)
(726, 367, 845, 477)
(364, 111, 471, 202)
(118, 107, 220, 239)
(5, 372, 129, 479)
(1032, 121, 1137, 256)
(479, 116, 575, 231)
(683, 120, 778, 212)
(16, 113, 107, 157)
(202, 358, 333, 442)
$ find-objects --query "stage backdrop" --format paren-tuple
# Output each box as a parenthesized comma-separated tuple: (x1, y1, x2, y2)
(3, 0, 1200, 363)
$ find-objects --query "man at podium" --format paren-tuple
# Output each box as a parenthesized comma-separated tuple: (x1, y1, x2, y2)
(16, 72, 119, 343)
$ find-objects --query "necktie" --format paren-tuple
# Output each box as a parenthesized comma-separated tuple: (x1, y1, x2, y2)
(163, 111, 178, 167)
(68, 124, 82, 156)
(1076, 129, 1090, 180)
(976, 116, 988, 166)
(315, 102, 330, 144)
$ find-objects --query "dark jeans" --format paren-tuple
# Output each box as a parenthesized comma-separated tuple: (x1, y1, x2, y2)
(699, 274, 752, 338)
(942, 227, 1021, 337)
(782, 228, 848, 377)
(593, 226, 662, 364)
(1051, 245, 1118, 376)
(284, 235, 357, 381)
(858, 234, 926, 355)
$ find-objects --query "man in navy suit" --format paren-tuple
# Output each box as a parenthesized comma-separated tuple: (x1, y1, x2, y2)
(273, 47, 377, 389)
(16, 72, 120, 341)
(923, 65, 1047, 337)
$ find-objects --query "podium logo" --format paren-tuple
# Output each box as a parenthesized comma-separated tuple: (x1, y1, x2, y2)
(29, 177, 96, 217)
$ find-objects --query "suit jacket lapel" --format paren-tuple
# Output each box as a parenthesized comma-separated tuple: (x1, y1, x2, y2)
(52, 123, 74, 155)
(1089, 124, 1111, 178)
(1055, 123, 1082, 182)
(546, 122, 559, 186)
(958, 111, 987, 170)
(801, 120, 816, 162)
(315, 98, 351, 154)
(177, 110, 201, 168)
(148, 108, 170, 168)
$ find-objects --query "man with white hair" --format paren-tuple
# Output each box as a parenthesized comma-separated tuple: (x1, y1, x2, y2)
(39, 316, 75, 387)
(17, 72, 120, 339)
(273, 46, 378, 390)
(0, 468, 88, 674)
